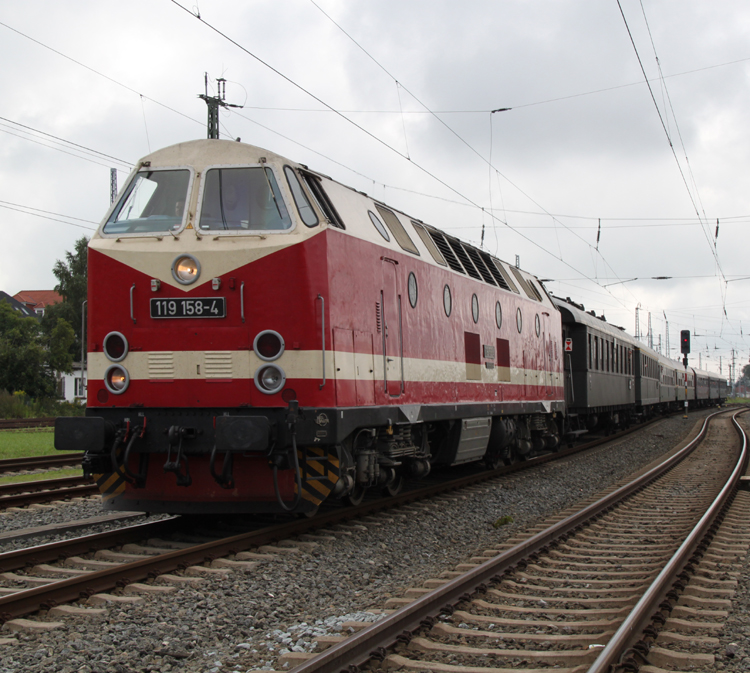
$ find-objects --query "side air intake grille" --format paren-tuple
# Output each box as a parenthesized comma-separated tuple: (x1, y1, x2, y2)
(464, 247, 497, 286)
(428, 230, 465, 274)
(479, 251, 511, 291)
(447, 238, 482, 280)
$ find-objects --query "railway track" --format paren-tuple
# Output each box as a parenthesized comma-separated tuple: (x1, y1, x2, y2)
(0, 476, 97, 509)
(281, 408, 748, 673)
(0, 409, 734, 643)
(0, 453, 83, 475)
(0, 413, 712, 625)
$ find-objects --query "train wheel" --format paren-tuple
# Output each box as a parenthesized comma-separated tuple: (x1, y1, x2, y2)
(483, 453, 503, 470)
(383, 473, 405, 497)
(344, 484, 366, 506)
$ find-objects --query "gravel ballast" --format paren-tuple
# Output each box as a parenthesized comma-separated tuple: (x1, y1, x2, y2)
(0, 409, 737, 673)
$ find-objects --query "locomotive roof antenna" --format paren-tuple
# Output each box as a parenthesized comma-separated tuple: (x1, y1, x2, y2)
(198, 73, 242, 139)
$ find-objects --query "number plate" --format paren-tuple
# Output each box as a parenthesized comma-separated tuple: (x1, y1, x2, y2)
(150, 297, 226, 319)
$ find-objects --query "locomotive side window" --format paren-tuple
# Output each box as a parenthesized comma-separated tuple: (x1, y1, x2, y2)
(198, 167, 292, 232)
(411, 222, 447, 266)
(368, 211, 390, 241)
(471, 294, 479, 323)
(104, 169, 190, 234)
(300, 172, 345, 229)
(284, 166, 318, 227)
(408, 272, 418, 308)
(443, 285, 452, 317)
(375, 205, 419, 255)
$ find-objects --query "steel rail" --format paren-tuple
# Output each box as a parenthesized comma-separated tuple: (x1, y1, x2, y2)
(0, 482, 99, 509)
(288, 410, 722, 673)
(0, 453, 83, 474)
(0, 476, 91, 497)
(587, 407, 749, 673)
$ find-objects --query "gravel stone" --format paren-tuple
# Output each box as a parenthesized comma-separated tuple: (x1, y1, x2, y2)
(0, 410, 730, 672)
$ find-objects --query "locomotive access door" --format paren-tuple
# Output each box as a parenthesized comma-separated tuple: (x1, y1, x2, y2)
(381, 259, 403, 397)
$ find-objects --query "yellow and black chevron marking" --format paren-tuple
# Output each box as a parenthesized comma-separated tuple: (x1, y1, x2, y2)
(295, 446, 340, 506)
(94, 471, 128, 501)
(94, 447, 128, 501)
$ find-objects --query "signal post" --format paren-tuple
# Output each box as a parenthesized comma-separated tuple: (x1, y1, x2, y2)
(681, 330, 690, 418)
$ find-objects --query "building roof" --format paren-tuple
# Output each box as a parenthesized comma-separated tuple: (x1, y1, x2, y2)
(0, 291, 38, 318)
(12, 290, 62, 309)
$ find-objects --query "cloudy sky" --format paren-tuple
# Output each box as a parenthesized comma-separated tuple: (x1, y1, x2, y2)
(2, 0, 749, 378)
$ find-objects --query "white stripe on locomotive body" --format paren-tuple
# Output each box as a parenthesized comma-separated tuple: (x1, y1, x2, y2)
(88, 350, 564, 389)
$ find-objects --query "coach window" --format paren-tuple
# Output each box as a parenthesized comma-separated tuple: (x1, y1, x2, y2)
(199, 167, 292, 232)
(284, 166, 318, 227)
(588, 334, 592, 368)
(594, 336, 599, 369)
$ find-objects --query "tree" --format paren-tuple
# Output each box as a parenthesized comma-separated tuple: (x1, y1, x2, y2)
(42, 236, 88, 359)
(0, 302, 74, 398)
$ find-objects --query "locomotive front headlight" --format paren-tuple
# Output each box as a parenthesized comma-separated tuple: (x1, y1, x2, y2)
(172, 254, 200, 285)
(104, 365, 130, 395)
(254, 364, 286, 395)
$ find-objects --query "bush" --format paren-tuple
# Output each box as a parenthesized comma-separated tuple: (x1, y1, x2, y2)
(0, 389, 85, 419)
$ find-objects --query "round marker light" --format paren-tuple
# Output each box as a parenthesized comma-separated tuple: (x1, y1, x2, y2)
(104, 365, 130, 395)
(171, 254, 200, 285)
(254, 364, 286, 395)
(254, 330, 285, 361)
(103, 331, 128, 362)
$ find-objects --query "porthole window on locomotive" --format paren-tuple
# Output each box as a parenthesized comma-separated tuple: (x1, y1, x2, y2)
(471, 294, 479, 323)
(103, 331, 128, 362)
(443, 285, 452, 317)
(495, 302, 502, 329)
(516, 308, 523, 333)
(535, 314, 541, 337)
(408, 272, 418, 308)
(368, 211, 390, 242)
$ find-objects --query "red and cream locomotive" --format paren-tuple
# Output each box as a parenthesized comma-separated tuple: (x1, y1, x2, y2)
(55, 138, 566, 514)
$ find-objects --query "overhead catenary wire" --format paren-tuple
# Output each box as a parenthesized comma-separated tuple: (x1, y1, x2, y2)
(169, 0, 636, 306)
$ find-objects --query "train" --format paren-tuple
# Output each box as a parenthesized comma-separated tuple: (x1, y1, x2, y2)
(54, 138, 727, 515)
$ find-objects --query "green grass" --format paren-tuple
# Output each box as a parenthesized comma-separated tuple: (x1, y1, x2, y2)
(0, 428, 57, 460)
(0, 468, 84, 486)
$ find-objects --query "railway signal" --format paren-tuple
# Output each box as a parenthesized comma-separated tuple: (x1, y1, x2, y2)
(681, 330, 690, 417)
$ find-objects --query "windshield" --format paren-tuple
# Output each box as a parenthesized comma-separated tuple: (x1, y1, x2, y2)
(103, 169, 190, 235)
(198, 167, 292, 232)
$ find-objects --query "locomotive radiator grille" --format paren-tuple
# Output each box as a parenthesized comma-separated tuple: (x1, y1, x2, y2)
(148, 352, 175, 379)
(205, 351, 233, 378)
